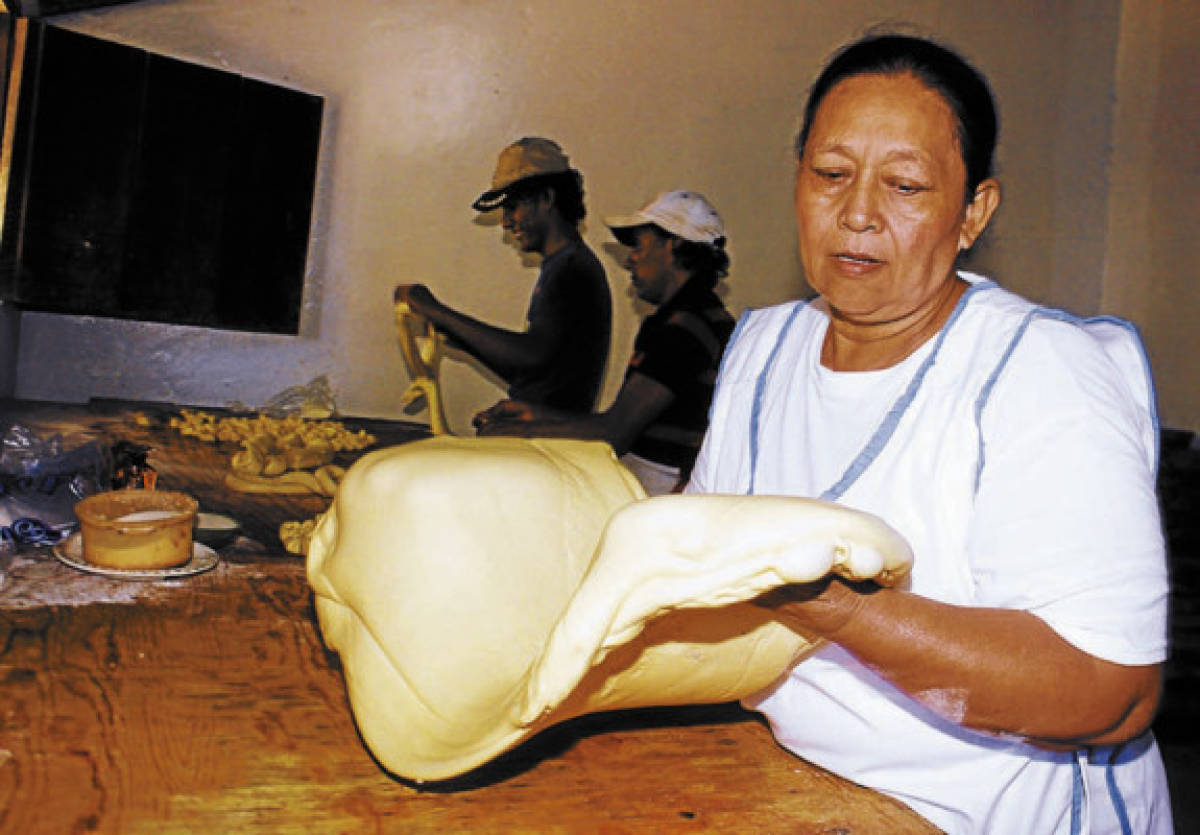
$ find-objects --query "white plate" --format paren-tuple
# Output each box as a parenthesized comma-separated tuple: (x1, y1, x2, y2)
(53, 532, 219, 580)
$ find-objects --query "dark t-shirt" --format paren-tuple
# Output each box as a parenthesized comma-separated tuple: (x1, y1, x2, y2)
(625, 276, 735, 473)
(508, 240, 612, 411)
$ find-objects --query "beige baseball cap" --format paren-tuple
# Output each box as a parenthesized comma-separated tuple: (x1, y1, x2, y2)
(472, 137, 573, 211)
(605, 190, 726, 247)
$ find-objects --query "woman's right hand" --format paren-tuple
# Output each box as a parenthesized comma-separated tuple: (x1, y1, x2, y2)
(473, 399, 537, 433)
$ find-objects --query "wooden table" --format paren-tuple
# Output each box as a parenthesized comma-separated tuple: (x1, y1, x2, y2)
(0, 399, 938, 834)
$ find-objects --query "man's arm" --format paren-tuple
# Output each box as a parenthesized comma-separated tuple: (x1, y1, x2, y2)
(476, 372, 675, 456)
(395, 284, 562, 381)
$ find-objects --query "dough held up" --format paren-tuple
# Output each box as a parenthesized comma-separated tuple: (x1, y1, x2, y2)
(306, 435, 913, 782)
(393, 301, 449, 435)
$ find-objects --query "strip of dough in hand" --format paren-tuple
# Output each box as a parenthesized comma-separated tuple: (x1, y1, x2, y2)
(394, 301, 449, 435)
(306, 436, 912, 782)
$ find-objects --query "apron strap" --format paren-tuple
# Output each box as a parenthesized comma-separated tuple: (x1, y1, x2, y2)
(1072, 742, 1136, 835)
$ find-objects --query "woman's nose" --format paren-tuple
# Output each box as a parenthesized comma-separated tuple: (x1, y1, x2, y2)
(839, 180, 881, 233)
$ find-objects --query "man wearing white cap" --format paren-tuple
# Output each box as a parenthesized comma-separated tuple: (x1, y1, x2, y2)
(396, 137, 611, 414)
(476, 190, 735, 494)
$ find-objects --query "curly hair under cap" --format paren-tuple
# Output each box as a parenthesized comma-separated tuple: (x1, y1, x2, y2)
(670, 235, 730, 288)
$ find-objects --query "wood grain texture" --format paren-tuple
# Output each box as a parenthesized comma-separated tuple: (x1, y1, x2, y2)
(0, 399, 939, 834)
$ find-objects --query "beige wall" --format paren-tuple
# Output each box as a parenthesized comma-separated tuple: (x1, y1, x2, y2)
(12, 0, 1197, 432)
(1102, 0, 1200, 431)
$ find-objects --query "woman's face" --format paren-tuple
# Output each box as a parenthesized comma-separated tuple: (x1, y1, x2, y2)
(795, 72, 994, 325)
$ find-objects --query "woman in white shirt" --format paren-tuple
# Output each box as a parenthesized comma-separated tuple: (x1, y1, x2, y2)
(688, 33, 1171, 834)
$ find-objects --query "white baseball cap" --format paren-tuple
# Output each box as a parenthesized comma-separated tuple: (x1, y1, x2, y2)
(605, 190, 726, 247)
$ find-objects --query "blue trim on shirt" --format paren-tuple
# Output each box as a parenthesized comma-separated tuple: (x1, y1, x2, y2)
(972, 307, 1160, 494)
(818, 280, 991, 502)
(1103, 744, 1134, 835)
(746, 301, 805, 494)
(741, 280, 991, 499)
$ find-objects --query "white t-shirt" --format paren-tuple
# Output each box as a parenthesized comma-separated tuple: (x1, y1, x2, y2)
(687, 275, 1171, 834)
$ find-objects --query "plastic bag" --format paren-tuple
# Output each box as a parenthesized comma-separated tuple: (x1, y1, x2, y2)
(0, 423, 113, 548)
(230, 374, 337, 420)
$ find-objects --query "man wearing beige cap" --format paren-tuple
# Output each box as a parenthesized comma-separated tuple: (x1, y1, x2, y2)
(476, 190, 735, 494)
(395, 137, 611, 414)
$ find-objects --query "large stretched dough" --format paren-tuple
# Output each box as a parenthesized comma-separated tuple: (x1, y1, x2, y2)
(307, 435, 912, 782)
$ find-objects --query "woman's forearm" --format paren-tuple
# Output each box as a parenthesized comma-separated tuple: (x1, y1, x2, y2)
(773, 581, 1161, 746)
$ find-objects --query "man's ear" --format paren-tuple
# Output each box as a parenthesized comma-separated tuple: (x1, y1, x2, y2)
(959, 178, 1001, 251)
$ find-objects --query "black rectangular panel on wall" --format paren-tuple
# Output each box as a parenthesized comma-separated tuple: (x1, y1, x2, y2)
(8, 25, 142, 314)
(0, 21, 323, 334)
(217, 75, 322, 333)
(121, 52, 241, 326)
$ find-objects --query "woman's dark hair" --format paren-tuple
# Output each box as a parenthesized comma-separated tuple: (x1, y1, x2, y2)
(507, 170, 587, 226)
(796, 34, 998, 198)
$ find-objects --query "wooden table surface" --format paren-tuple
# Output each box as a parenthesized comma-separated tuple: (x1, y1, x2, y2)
(0, 399, 938, 834)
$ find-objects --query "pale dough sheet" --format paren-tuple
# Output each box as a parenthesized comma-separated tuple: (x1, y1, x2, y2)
(307, 436, 912, 782)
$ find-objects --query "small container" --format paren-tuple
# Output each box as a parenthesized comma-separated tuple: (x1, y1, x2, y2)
(194, 511, 239, 550)
(74, 489, 198, 570)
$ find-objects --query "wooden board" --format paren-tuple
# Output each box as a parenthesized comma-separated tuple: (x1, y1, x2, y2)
(0, 399, 939, 834)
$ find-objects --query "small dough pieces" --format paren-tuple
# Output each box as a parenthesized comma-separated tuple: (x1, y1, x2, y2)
(280, 516, 321, 555)
(224, 464, 345, 496)
(169, 409, 375, 450)
(307, 435, 912, 782)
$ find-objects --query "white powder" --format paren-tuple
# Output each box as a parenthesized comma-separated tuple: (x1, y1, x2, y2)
(915, 687, 969, 723)
(115, 510, 185, 523)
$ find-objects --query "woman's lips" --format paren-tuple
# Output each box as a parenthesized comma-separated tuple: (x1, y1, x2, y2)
(836, 250, 881, 263)
(831, 251, 884, 274)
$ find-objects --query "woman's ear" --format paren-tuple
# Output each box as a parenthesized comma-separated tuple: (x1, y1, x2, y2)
(959, 178, 1001, 251)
